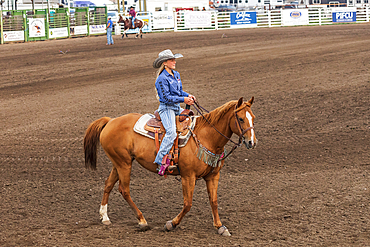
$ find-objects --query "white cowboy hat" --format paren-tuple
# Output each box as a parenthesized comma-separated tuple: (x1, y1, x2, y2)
(153, 49, 183, 68)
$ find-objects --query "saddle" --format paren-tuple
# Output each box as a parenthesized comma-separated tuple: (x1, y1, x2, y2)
(144, 109, 194, 167)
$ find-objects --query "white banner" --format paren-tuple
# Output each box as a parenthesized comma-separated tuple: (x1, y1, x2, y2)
(332, 7, 356, 12)
(71, 25, 88, 35)
(153, 11, 174, 29)
(28, 18, 46, 37)
(282, 9, 309, 26)
(184, 11, 212, 28)
(49, 27, 68, 38)
(3, 31, 25, 42)
(89, 25, 106, 34)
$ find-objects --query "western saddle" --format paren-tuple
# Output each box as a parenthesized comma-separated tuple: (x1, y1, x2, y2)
(144, 109, 194, 170)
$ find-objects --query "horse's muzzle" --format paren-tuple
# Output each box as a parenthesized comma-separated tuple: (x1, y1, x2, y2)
(243, 139, 257, 149)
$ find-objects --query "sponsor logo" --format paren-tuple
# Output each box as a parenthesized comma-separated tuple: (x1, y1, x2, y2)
(236, 12, 252, 21)
(333, 11, 356, 22)
(290, 11, 302, 19)
(336, 12, 353, 19)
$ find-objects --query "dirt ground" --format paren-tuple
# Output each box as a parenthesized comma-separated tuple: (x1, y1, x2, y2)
(0, 24, 369, 246)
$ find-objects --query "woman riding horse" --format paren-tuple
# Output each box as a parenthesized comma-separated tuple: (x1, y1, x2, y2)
(153, 49, 196, 175)
(83, 51, 257, 236)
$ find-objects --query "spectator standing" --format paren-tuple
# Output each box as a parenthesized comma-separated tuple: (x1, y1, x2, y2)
(106, 16, 114, 45)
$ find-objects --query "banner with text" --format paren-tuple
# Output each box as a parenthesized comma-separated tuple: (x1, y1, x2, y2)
(70, 25, 88, 35)
(184, 11, 212, 28)
(332, 7, 356, 22)
(3, 31, 25, 42)
(153, 11, 174, 29)
(89, 25, 106, 34)
(282, 9, 309, 26)
(28, 18, 46, 37)
(230, 11, 257, 28)
(49, 27, 69, 38)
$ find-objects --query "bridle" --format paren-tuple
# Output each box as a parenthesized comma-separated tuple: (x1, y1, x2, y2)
(193, 101, 254, 161)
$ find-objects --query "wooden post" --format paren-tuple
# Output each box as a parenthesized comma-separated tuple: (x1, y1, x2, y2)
(0, 8, 3, 44)
(23, 10, 27, 42)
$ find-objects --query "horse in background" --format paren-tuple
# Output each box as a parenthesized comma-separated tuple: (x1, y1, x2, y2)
(83, 97, 257, 236)
(118, 15, 148, 39)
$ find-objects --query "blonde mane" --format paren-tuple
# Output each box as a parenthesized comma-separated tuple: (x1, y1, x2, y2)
(195, 100, 239, 130)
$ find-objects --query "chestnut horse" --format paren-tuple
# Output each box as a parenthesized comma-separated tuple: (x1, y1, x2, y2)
(84, 97, 257, 236)
(118, 15, 148, 39)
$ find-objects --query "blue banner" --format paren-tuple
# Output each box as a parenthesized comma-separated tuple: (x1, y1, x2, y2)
(230, 12, 257, 25)
(332, 12, 356, 22)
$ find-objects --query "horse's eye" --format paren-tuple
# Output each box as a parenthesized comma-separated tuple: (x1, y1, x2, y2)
(238, 118, 244, 123)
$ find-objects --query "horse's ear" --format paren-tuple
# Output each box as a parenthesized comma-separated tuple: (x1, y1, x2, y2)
(247, 96, 254, 106)
(237, 97, 243, 108)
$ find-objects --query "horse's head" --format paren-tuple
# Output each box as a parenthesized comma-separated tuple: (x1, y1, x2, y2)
(230, 97, 257, 149)
(118, 15, 127, 23)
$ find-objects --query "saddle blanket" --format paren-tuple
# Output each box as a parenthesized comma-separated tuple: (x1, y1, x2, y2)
(133, 113, 197, 148)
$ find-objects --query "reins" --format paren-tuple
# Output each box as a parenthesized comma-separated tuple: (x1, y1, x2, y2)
(192, 101, 254, 161)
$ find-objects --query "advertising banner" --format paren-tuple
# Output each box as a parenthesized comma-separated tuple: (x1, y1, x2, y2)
(89, 25, 106, 34)
(282, 9, 309, 26)
(3, 31, 25, 42)
(184, 11, 212, 28)
(49, 27, 68, 38)
(70, 25, 88, 35)
(28, 18, 46, 37)
(153, 11, 174, 29)
(230, 11, 257, 28)
(332, 7, 356, 22)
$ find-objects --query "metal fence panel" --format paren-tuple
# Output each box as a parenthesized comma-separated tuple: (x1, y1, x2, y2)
(1, 10, 25, 43)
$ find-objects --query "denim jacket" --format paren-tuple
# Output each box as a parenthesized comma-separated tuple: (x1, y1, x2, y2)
(155, 69, 189, 105)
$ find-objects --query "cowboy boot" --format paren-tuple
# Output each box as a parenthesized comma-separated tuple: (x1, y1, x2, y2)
(158, 155, 170, 176)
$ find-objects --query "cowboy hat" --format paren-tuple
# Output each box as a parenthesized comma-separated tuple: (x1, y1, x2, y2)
(153, 49, 183, 68)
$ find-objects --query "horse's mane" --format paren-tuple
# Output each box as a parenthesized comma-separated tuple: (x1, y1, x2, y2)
(195, 100, 238, 130)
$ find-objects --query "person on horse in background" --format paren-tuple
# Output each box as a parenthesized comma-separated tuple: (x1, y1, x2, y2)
(153, 49, 196, 176)
(129, 6, 136, 28)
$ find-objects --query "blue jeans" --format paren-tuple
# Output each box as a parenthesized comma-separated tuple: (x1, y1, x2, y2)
(130, 17, 135, 28)
(154, 103, 184, 165)
(106, 28, 113, 45)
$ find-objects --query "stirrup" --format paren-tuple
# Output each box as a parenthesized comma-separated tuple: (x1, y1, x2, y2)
(168, 165, 177, 173)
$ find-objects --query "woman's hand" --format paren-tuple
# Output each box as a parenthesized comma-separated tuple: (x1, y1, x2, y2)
(184, 97, 194, 105)
(189, 95, 196, 102)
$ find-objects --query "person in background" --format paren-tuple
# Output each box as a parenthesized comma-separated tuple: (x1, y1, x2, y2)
(202, 7, 206, 11)
(106, 16, 114, 45)
(129, 6, 136, 28)
(152, 49, 196, 176)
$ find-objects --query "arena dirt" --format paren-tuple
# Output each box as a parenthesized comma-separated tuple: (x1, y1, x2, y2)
(0, 24, 369, 246)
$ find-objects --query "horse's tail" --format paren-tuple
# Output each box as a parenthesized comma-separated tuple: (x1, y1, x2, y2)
(84, 117, 111, 170)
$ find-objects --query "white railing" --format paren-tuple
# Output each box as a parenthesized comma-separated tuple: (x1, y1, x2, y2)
(173, 7, 369, 32)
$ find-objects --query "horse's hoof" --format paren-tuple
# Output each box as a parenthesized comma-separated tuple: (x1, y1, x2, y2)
(218, 225, 231, 236)
(139, 223, 150, 231)
(102, 220, 111, 226)
(164, 221, 176, 231)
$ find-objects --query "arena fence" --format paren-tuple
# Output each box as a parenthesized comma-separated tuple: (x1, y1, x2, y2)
(0, 6, 107, 44)
(1, 6, 370, 44)
(173, 7, 366, 31)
